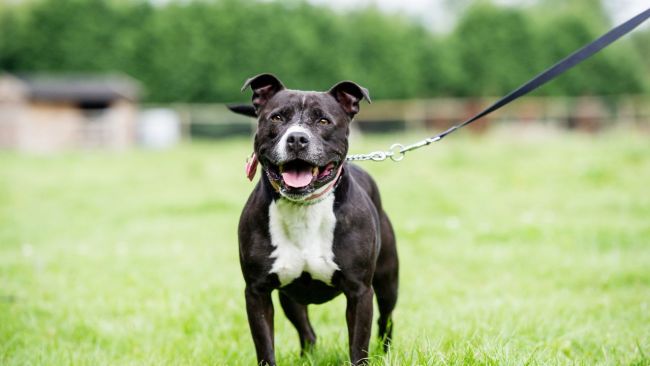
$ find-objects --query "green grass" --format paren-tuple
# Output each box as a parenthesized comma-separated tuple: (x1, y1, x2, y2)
(1, 130, 649, 365)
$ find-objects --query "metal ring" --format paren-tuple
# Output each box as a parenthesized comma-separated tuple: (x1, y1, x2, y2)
(389, 144, 405, 162)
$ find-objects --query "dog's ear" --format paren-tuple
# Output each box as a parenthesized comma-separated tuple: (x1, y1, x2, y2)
(227, 104, 257, 118)
(328, 81, 371, 117)
(241, 73, 285, 112)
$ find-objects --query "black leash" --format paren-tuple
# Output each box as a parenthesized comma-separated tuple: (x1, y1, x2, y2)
(347, 7, 650, 162)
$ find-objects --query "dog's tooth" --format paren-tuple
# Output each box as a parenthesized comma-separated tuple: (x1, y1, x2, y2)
(312, 166, 319, 177)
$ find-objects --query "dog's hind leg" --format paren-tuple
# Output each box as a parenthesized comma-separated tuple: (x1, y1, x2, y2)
(279, 291, 317, 354)
(373, 212, 399, 352)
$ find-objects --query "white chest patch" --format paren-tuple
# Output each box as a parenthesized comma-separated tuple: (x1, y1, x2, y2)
(268, 194, 339, 286)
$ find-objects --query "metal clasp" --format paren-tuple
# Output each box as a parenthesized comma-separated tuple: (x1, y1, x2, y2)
(388, 144, 405, 162)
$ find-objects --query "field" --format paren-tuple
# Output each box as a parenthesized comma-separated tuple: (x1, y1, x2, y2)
(1, 130, 649, 365)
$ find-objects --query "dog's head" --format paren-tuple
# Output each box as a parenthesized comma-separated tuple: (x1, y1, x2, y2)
(231, 73, 370, 201)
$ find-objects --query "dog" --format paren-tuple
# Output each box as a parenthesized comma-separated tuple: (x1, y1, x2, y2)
(230, 74, 398, 365)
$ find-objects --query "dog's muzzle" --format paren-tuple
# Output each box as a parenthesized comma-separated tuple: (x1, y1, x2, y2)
(264, 158, 343, 202)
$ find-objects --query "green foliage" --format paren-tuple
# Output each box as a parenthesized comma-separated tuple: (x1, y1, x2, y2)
(452, 3, 541, 96)
(1, 132, 650, 365)
(0, 0, 648, 102)
(530, 12, 647, 95)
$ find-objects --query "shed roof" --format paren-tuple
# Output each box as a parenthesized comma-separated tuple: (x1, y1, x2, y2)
(8, 73, 141, 103)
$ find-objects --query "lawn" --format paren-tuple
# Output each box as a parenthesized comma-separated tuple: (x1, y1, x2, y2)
(1, 129, 649, 365)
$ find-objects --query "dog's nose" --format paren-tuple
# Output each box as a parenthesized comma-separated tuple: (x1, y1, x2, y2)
(286, 131, 310, 152)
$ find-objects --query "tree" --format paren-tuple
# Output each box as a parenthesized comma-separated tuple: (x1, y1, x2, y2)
(0, 0, 646, 102)
(452, 2, 541, 96)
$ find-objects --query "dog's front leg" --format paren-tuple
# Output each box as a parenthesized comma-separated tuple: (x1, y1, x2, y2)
(344, 283, 374, 365)
(245, 286, 275, 366)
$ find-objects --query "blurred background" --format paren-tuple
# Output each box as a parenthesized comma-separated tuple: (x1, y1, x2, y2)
(0, 0, 648, 150)
(1, 1, 650, 365)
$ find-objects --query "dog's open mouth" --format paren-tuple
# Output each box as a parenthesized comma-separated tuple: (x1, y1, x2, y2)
(265, 159, 339, 194)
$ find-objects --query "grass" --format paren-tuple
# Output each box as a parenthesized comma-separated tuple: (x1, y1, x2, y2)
(1, 128, 649, 365)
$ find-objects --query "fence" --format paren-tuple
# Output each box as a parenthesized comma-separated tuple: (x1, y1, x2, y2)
(154, 95, 650, 139)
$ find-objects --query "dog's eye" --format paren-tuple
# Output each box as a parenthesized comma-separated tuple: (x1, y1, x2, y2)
(270, 114, 283, 122)
(318, 118, 331, 125)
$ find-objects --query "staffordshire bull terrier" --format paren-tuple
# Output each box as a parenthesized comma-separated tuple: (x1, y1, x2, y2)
(231, 74, 398, 365)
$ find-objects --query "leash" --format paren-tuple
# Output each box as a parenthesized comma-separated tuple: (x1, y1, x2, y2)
(346, 7, 650, 162)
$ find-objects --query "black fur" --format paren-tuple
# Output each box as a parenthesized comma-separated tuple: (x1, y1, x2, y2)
(234, 74, 398, 365)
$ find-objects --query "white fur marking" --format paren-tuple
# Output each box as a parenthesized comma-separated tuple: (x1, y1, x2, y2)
(268, 195, 339, 285)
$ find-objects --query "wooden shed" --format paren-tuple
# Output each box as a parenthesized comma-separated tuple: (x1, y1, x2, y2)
(0, 73, 140, 152)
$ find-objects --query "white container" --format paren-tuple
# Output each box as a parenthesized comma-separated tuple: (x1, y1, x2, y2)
(137, 108, 180, 149)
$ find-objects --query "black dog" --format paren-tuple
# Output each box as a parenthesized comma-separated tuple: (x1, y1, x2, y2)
(231, 74, 398, 365)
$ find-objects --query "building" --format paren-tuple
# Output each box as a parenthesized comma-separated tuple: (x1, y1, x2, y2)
(0, 73, 140, 152)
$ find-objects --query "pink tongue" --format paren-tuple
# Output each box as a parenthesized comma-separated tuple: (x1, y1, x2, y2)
(282, 169, 313, 188)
